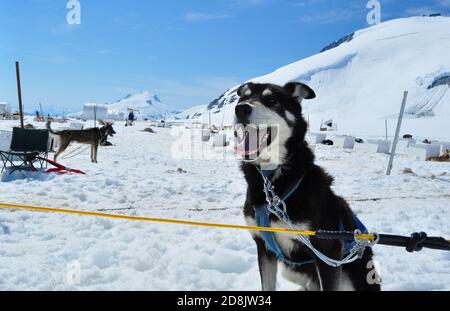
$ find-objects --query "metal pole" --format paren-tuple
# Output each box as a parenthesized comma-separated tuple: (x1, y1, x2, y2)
(385, 119, 388, 141)
(386, 91, 408, 176)
(15, 61, 24, 128)
(94, 104, 97, 128)
(39, 102, 44, 122)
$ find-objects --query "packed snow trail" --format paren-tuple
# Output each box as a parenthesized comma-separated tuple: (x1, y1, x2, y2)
(0, 120, 449, 290)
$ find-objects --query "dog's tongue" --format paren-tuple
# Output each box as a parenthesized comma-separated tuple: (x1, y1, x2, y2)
(234, 126, 269, 157)
(234, 132, 259, 156)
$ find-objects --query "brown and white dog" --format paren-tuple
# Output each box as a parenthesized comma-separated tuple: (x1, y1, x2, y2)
(47, 121, 116, 163)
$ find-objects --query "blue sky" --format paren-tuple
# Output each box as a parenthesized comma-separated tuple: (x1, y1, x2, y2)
(0, 0, 449, 113)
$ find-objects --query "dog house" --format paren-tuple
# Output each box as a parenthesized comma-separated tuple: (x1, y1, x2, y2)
(363, 139, 391, 154)
(0, 131, 12, 150)
(408, 143, 441, 161)
(81, 103, 108, 121)
(201, 129, 211, 142)
(397, 138, 417, 152)
(321, 119, 338, 131)
(307, 133, 327, 144)
(431, 141, 450, 154)
(69, 122, 84, 130)
(0, 102, 12, 120)
(107, 111, 125, 121)
(334, 135, 355, 149)
(213, 133, 227, 147)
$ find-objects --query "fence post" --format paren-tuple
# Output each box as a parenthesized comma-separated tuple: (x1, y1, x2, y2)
(386, 91, 408, 176)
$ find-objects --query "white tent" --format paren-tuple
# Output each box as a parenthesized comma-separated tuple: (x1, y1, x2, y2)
(81, 103, 108, 121)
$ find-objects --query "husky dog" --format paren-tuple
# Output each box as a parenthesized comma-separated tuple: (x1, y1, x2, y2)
(234, 82, 380, 291)
(47, 121, 116, 163)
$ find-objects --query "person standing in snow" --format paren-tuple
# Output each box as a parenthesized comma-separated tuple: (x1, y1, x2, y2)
(127, 110, 135, 127)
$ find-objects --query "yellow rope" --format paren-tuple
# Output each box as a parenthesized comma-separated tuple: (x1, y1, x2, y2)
(0, 202, 317, 236)
(0, 202, 377, 239)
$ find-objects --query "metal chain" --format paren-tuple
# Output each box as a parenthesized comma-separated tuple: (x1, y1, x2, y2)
(261, 174, 377, 268)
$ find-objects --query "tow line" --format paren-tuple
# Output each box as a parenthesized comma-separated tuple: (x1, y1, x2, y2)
(0, 202, 449, 252)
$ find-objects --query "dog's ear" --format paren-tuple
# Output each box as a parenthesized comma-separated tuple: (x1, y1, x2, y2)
(284, 82, 316, 101)
(236, 83, 254, 97)
(98, 120, 106, 126)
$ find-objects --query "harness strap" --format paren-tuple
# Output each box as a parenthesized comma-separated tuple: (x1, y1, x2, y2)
(255, 205, 315, 266)
(255, 167, 371, 265)
(255, 168, 315, 266)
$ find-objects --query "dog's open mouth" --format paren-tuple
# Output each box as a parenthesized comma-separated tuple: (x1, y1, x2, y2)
(234, 124, 277, 158)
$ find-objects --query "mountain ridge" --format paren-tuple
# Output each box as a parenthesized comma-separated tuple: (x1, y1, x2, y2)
(175, 16, 450, 140)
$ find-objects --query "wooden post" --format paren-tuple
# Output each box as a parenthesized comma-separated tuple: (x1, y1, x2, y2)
(386, 91, 408, 176)
(15, 61, 24, 128)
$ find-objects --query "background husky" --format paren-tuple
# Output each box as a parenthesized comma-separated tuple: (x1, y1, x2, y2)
(234, 82, 381, 291)
(47, 121, 116, 163)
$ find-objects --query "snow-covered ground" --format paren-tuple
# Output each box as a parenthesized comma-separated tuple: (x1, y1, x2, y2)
(0, 118, 449, 290)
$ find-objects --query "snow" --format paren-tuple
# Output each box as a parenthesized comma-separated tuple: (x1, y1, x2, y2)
(176, 16, 450, 141)
(0, 118, 448, 290)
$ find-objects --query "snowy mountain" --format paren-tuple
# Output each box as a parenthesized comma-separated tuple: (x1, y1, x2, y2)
(107, 92, 175, 120)
(176, 16, 450, 140)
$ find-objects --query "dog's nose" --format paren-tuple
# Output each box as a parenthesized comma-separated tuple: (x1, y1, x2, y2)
(235, 103, 253, 118)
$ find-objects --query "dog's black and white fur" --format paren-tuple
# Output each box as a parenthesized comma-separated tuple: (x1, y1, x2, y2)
(234, 82, 381, 291)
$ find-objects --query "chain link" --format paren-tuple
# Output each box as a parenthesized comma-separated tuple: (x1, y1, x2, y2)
(260, 173, 376, 268)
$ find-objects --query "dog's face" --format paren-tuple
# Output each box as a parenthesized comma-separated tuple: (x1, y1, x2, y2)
(102, 123, 116, 137)
(233, 82, 315, 167)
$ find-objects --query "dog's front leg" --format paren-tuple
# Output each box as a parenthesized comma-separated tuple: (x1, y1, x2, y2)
(94, 144, 99, 163)
(90, 144, 94, 163)
(255, 237, 278, 291)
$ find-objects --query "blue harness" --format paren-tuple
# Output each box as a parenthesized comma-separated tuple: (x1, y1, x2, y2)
(254, 169, 368, 266)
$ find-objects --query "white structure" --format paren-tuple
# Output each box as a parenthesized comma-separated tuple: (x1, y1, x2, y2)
(334, 135, 355, 149)
(0, 131, 12, 150)
(364, 139, 391, 154)
(431, 141, 450, 154)
(397, 138, 416, 152)
(201, 129, 211, 142)
(108, 111, 125, 121)
(69, 122, 84, 130)
(81, 103, 108, 121)
(307, 133, 327, 144)
(0, 102, 12, 119)
(213, 133, 227, 147)
(408, 143, 441, 161)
